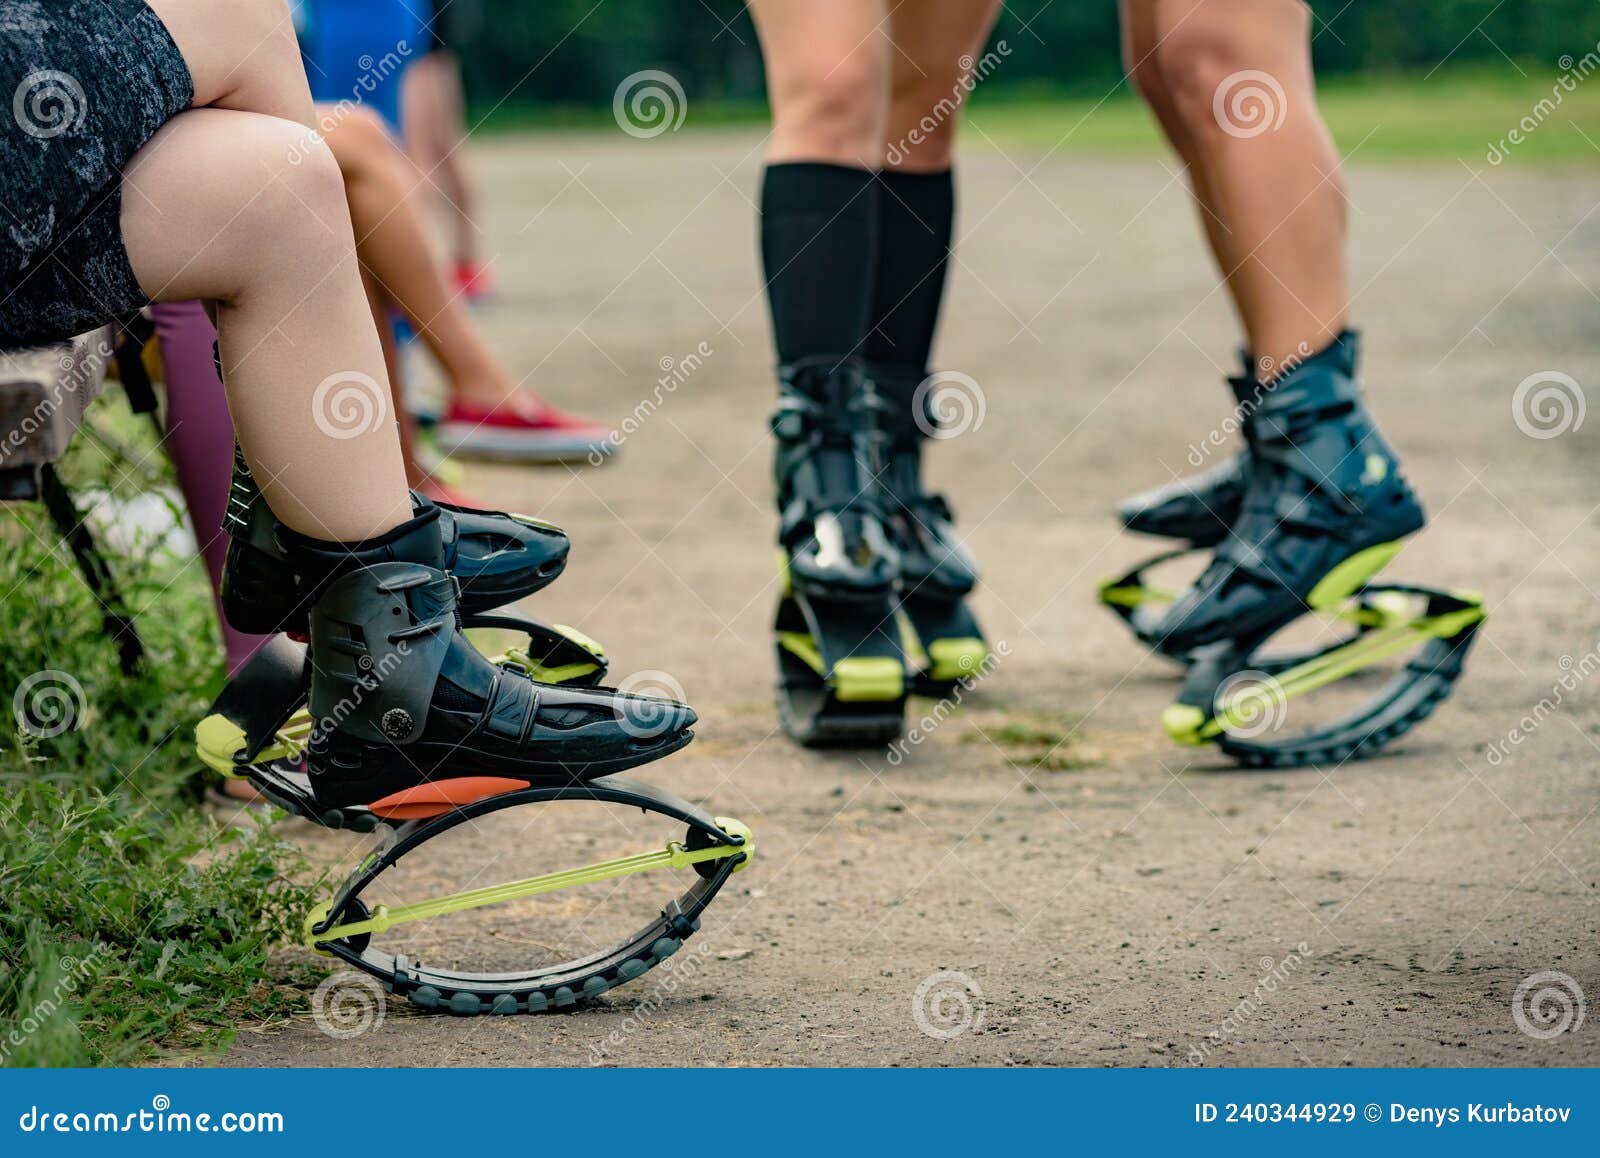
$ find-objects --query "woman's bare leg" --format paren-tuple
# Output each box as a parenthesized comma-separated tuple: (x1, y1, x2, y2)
(324, 107, 518, 411)
(144, 0, 315, 126)
(748, 0, 892, 167)
(121, 109, 408, 541)
(357, 267, 431, 491)
(1121, 0, 1245, 328)
(1147, 0, 1349, 372)
(402, 52, 480, 266)
(883, 0, 1004, 173)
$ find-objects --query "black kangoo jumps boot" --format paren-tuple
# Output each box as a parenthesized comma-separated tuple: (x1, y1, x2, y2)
(1117, 334, 1362, 546)
(774, 357, 901, 600)
(770, 357, 908, 744)
(869, 363, 987, 687)
(285, 504, 696, 811)
(1151, 336, 1424, 657)
(220, 446, 569, 634)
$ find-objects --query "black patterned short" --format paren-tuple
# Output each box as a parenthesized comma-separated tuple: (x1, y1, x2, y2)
(0, 0, 193, 349)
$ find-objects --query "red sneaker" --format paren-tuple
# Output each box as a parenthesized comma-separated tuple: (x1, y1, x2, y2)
(436, 396, 615, 464)
(454, 260, 494, 303)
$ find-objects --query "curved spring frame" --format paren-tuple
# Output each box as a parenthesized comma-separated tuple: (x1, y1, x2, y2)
(308, 776, 750, 1015)
(195, 621, 752, 1014)
(1099, 549, 1486, 768)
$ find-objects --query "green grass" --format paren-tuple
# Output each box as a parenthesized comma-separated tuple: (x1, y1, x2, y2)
(0, 406, 317, 1066)
(475, 65, 1600, 166)
(964, 712, 1102, 773)
(965, 67, 1600, 166)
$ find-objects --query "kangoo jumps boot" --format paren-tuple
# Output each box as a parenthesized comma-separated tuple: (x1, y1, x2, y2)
(283, 502, 696, 811)
(221, 447, 569, 634)
(869, 363, 986, 685)
(771, 357, 908, 744)
(775, 357, 901, 602)
(1117, 333, 1362, 546)
(1149, 334, 1424, 657)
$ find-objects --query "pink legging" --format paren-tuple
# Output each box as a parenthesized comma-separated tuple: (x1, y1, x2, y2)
(149, 300, 270, 676)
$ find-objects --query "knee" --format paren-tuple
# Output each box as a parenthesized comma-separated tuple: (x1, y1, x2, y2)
(771, 58, 887, 164)
(282, 138, 350, 222)
(1151, 15, 1280, 139)
(319, 104, 392, 171)
(335, 105, 392, 148)
(1124, 36, 1169, 112)
(248, 127, 351, 241)
(885, 72, 964, 170)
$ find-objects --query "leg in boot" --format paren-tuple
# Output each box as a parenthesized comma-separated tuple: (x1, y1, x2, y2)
(1152, 337, 1425, 657)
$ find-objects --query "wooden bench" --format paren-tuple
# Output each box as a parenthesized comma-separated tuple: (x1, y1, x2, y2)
(1, 327, 146, 673)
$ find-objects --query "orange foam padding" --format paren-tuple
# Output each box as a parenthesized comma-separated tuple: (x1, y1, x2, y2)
(367, 776, 529, 820)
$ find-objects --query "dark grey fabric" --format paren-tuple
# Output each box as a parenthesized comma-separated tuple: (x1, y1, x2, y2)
(0, 0, 194, 348)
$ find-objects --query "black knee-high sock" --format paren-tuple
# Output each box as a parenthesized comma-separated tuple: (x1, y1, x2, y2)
(760, 162, 880, 364)
(865, 169, 954, 370)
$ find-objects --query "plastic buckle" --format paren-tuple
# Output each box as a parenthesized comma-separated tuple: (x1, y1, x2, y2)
(770, 403, 810, 442)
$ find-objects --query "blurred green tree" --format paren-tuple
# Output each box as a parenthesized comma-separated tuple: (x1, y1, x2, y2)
(450, 0, 1600, 110)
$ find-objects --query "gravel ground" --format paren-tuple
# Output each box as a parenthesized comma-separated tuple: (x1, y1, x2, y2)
(216, 130, 1598, 1068)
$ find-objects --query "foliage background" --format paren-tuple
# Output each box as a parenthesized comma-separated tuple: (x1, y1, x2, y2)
(445, 0, 1600, 110)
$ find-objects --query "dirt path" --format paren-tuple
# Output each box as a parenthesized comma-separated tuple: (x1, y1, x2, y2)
(219, 131, 1598, 1068)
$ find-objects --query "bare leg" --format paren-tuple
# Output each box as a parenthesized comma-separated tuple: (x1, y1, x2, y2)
(121, 110, 408, 541)
(356, 268, 430, 491)
(324, 107, 518, 411)
(145, 0, 316, 126)
(1121, 0, 1245, 328)
(402, 52, 480, 266)
(883, 0, 1004, 173)
(1146, 0, 1349, 373)
(748, 0, 892, 167)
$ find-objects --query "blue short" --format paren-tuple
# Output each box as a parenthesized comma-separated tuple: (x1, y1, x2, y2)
(298, 0, 425, 134)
